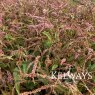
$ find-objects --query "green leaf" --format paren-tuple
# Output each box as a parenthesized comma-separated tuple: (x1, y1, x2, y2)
(52, 64, 58, 70)
(54, 32, 60, 42)
(13, 68, 20, 95)
(3, 56, 13, 60)
(42, 31, 52, 41)
(0, 63, 9, 68)
(25, 81, 37, 90)
(22, 63, 27, 73)
(5, 34, 15, 40)
(43, 40, 52, 48)
(88, 61, 95, 71)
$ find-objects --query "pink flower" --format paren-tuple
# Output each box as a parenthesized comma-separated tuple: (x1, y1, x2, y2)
(88, 48, 93, 54)
(85, 22, 94, 31)
(0, 49, 4, 56)
(0, 13, 3, 26)
(28, 22, 53, 32)
(75, 53, 80, 59)
(0, 31, 6, 40)
(0, 17, 2, 24)
(60, 58, 66, 65)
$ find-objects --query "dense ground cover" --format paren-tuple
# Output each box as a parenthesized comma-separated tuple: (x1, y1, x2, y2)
(0, 0, 95, 95)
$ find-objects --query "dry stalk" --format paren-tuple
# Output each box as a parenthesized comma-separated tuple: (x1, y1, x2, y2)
(28, 56, 40, 78)
(19, 84, 55, 95)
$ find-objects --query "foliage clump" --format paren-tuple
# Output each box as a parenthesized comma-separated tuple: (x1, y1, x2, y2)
(0, 0, 95, 95)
